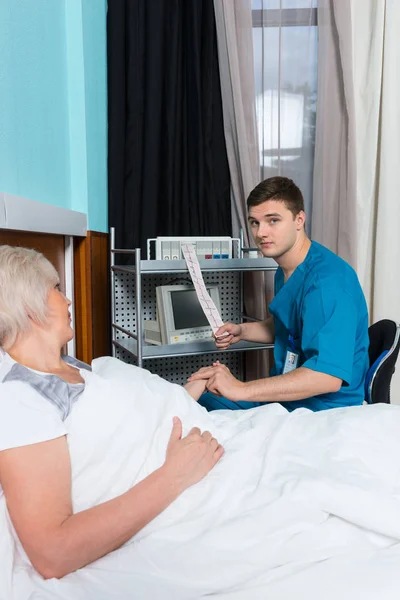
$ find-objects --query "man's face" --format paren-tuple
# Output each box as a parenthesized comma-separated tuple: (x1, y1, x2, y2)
(247, 200, 305, 259)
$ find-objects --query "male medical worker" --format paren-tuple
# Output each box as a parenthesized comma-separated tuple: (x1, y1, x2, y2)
(189, 176, 369, 412)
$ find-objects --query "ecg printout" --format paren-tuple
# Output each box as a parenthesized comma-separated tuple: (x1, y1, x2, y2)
(181, 244, 224, 334)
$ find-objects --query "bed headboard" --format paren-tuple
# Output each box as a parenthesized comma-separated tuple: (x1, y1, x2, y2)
(0, 229, 66, 291)
(0, 229, 109, 363)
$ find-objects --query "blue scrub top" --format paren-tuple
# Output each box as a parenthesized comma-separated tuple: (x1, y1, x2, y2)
(269, 241, 369, 411)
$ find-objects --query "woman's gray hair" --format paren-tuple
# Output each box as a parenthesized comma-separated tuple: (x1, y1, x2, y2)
(0, 245, 59, 350)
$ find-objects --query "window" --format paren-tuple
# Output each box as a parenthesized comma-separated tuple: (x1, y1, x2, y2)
(252, 0, 318, 229)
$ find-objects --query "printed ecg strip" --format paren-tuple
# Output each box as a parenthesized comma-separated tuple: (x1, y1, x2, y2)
(181, 244, 224, 333)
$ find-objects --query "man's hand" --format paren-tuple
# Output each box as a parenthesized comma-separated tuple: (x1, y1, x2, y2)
(187, 362, 247, 401)
(214, 322, 242, 350)
(164, 417, 224, 490)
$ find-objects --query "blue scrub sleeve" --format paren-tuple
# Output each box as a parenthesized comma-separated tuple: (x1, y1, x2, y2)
(300, 285, 357, 385)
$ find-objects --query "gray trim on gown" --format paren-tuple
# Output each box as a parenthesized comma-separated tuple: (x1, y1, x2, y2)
(62, 355, 92, 371)
(2, 356, 90, 420)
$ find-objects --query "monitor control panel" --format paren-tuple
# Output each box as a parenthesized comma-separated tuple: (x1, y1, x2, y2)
(147, 236, 240, 260)
(169, 326, 213, 345)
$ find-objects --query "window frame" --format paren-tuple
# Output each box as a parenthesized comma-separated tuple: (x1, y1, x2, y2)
(252, 8, 318, 28)
(252, 6, 318, 160)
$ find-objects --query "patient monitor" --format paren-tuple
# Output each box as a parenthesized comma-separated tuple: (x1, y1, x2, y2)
(144, 284, 222, 345)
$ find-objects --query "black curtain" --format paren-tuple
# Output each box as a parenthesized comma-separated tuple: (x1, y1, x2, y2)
(107, 0, 231, 255)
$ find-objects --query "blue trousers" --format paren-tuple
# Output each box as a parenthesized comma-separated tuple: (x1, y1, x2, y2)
(198, 391, 261, 411)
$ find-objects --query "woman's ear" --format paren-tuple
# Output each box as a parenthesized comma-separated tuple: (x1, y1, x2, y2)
(26, 310, 42, 327)
(26, 310, 37, 323)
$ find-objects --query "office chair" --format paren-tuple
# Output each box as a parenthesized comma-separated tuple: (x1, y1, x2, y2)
(365, 319, 400, 404)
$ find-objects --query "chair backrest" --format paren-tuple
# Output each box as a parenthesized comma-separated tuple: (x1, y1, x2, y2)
(365, 319, 400, 404)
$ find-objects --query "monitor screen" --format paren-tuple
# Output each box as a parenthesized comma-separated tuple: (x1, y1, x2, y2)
(170, 289, 209, 330)
(156, 283, 221, 345)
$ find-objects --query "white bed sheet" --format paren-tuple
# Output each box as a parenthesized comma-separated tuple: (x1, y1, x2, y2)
(1, 356, 400, 600)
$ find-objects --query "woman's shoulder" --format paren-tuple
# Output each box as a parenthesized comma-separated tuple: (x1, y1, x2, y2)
(0, 371, 62, 416)
(0, 352, 65, 421)
(0, 377, 67, 452)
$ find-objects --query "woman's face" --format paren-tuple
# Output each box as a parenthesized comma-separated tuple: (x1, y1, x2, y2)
(44, 285, 74, 345)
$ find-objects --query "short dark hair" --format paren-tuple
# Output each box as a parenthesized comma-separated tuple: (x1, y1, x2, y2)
(247, 176, 304, 217)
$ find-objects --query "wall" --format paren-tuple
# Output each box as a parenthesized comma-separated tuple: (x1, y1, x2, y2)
(0, 0, 70, 209)
(82, 0, 108, 233)
(0, 0, 107, 232)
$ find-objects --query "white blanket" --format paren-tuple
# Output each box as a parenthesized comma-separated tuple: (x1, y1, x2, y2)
(1, 356, 400, 600)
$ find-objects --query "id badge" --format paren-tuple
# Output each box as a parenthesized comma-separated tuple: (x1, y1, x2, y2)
(283, 350, 299, 374)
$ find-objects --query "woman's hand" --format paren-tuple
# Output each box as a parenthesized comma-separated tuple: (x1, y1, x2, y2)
(163, 417, 224, 491)
(183, 378, 207, 401)
(214, 322, 243, 350)
(187, 362, 247, 401)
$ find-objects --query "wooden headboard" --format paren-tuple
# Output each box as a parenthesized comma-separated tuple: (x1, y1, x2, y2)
(0, 229, 66, 291)
(0, 229, 110, 362)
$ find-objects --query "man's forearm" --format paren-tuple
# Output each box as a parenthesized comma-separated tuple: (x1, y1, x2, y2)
(240, 367, 341, 403)
(240, 317, 274, 344)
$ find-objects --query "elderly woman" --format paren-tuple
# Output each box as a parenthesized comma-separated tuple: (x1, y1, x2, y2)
(0, 245, 223, 580)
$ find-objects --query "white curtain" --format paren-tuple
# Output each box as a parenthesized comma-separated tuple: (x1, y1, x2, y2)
(252, 0, 318, 233)
(213, 0, 261, 246)
(213, 0, 268, 380)
(313, 0, 400, 402)
(213, 0, 318, 378)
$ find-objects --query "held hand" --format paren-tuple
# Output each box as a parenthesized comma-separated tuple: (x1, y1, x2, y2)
(213, 322, 242, 350)
(183, 378, 208, 401)
(164, 417, 224, 491)
(188, 362, 247, 401)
